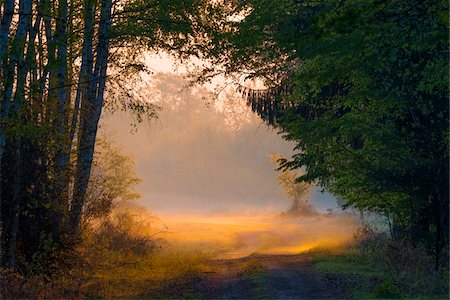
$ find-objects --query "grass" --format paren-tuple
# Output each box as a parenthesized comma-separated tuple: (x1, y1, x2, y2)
(242, 255, 273, 299)
(314, 254, 383, 277)
(311, 251, 389, 299)
(309, 247, 449, 299)
(76, 247, 209, 299)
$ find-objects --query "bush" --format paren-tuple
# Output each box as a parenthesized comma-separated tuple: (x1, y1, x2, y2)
(373, 281, 402, 299)
(66, 210, 209, 298)
(353, 223, 449, 298)
(0, 268, 82, 299)
(314, 222, 449, 299)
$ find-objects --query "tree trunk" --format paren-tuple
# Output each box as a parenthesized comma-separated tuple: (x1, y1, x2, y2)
(52, 0, 71, 235)
(6, 140, 22, 269)
(2, 0, 32, 109)
(55, 0, 69, 171)
(69, 0, 94, 145)
(70, 1, 95, 232)
(0, 0, 14, 71)
(0, 1, 15, 235)
(71, 0, 112, 235)
(2, 0, 33, 269)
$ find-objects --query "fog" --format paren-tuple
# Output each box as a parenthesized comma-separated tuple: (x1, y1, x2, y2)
(99, 63, 359, 258)
(100, 72, 339, 214)
(112, 205, 359, 259)
(159, 212, 359, 258)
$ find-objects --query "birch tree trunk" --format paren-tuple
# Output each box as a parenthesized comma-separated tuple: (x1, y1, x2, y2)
(0, 0, 14, 71)
(3, 0, 32, 269)
(52, 0, 71, 226)
(55, 0, 69, 167)
(71, 0, 112, 235)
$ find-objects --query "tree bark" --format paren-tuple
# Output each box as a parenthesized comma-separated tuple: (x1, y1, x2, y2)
(6, 141, 22, 269)
(55, 0, 69, 170)
(71, 0, 112, 235)
(0, 0, 14, 71)
(0, 0, 15, 235)
(69, 0, 94, 146)
(51, 0, 71, 229)
(3, 0, 33, 269)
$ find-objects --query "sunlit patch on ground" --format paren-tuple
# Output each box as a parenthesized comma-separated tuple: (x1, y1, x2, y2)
(156, 211, 359, 258)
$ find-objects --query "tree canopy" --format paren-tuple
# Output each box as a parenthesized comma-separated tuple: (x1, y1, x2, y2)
(211, 0, 448, 268)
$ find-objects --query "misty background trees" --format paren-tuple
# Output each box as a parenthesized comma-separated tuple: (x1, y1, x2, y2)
(271, 154, 315, 216)
(102, 73, 299, 213)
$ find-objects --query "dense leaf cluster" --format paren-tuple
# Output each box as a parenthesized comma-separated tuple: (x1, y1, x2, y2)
(216, 0, 448, 268)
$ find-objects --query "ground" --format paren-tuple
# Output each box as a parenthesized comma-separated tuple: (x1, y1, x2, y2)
(197, 254, 348, 300)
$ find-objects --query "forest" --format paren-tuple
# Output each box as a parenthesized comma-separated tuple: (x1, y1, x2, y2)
(0, 0, 448, 299)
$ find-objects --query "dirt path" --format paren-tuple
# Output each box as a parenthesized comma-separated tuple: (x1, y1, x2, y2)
(198, 254, 348, 300)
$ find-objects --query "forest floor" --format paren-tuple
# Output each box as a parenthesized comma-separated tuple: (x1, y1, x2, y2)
(195, 253, 348, 300)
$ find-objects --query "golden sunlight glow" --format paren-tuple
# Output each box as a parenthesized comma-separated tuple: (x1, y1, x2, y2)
(146, 211, 360, 259)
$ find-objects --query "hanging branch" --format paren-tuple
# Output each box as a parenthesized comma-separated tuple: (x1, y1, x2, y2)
(236, 80, 291, 126)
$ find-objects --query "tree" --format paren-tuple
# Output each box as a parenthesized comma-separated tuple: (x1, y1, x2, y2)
(209, 0, 449, 268)
(271, 154, 315, 216)
(0, 0, 230, 270)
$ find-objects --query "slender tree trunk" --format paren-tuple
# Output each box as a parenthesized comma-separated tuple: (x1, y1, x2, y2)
(0, 1, 15, 242)
(71, 0, 112, 235)
(37, 20, 48, 121)
(69, 0, 93, 146)
(55, 0, 69, 171)
(93, 0, 112, 104)
(3, 0, 32, 109)
(0, 0, 14, 71)
(3, 0, 32, 269)
(6, 141, 22, 268)
(43, 0, 56, 117)
(66, 0, 76, 144)
(13, 8, 42, 106)
(52, 0, 71, 236)
(7, 13, 41, 267)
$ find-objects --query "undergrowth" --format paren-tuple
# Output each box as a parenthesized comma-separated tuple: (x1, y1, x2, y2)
(1, 211, 210, 299)
(310, 225, 449, 299)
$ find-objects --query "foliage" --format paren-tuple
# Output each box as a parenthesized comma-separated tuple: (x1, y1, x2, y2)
(213, 0, 449, 269)
(0, 208, 209, 299)
(271, 154, 315, 215)
(311, 224, 449, 299)
(75, 210, 208, 299)
(372, 282, 402, 299)
(83, 138, 142, 222)
(0, 267, 82, 299)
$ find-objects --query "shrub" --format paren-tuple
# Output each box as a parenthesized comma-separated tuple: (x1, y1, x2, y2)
(354, 223, 449, 297)
(373, 281, 402, 299)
